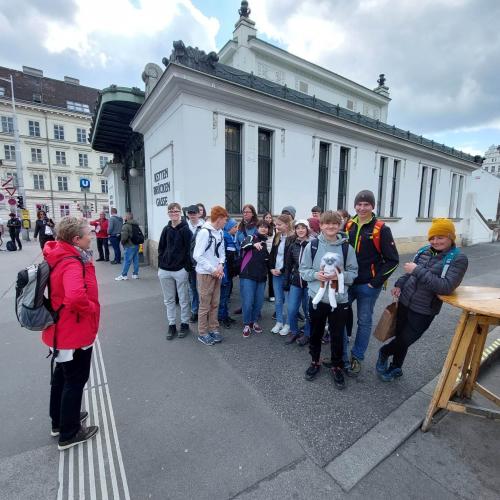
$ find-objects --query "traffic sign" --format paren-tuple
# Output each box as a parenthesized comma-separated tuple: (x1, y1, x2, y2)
(8, 198, 16, 206)
(0, 193, 4, 202)
(21, 209, 30, 219)
(80, 178, 91, 190)
(5, 187, 16, 196)
(2, 177, 13, 188)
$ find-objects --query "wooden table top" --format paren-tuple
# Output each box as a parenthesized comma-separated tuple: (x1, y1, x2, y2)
(439, 286, 500, 318)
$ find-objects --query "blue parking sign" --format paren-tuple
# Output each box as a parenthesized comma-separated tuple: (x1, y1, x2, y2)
(80, 178, 90, 190)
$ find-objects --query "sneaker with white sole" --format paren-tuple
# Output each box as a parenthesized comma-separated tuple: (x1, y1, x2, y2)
(210, 331, 223, 343)
(279, 324, 290, 336)
(51, 411, 89, 437)
(58, 426, 99, 451)
(132, 274, 139, 279)
(271, 322, 283, 334)
(115, 275, 128, 281)
(198, 334, 215, 346)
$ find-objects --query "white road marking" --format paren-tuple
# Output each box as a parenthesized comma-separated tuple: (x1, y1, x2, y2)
(57, 339, 129, 498)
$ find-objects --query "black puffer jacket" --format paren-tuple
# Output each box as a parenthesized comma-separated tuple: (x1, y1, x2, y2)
(283, 238, 309, 290)
(396, 245, 468, 316)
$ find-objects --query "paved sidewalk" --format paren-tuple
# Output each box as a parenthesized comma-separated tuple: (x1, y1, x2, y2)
(0, 240, 498, 499)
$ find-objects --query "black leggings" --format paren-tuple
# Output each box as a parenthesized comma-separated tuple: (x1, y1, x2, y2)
(381, 303, 434, 368)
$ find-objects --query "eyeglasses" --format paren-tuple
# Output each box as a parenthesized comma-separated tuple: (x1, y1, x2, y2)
(243, 210, 253, 214)
(168, 210, 181, 214)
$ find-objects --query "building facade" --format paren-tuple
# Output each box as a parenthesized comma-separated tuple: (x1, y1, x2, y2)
(482, 144, 500, 177)
(0, 66, 112, 225)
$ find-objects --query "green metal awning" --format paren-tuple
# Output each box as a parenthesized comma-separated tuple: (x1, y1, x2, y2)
(89, 85, 145, 154)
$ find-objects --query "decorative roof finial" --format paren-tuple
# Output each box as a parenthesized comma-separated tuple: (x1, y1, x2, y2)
(239, 1, 251, 18)
(377, 74, 386, 87)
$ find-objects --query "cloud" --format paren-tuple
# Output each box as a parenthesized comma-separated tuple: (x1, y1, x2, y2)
(249, 0, 500, 136)
(0, 0, 219, 88)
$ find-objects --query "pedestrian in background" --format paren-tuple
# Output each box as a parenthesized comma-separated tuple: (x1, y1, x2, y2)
(7, 212, 22, 251)
(377, 218, 468, 381)
(197, 203, 207, 223)
(157, 202, 192, 340)
(310, 206, 322, 220)
(186, 204, 204, 323)
(115, 212, 141, 281)
(107, 208, 123, 264)
(90, 212, 109, 262)
(34, 210, 55, 250)
(239, 220, 270, 338)
(42, 216, 99, 450)
(194, 206, 227, 346)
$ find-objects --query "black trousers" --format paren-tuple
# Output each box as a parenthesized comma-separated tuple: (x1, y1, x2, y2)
(96, 237, 109, 260)
(9, 229, 22, 250)
(267, 271, 274, 299)
(50, 347, 93, 441)
(309, 299, 350, 368)
(381, 303, 434, 368)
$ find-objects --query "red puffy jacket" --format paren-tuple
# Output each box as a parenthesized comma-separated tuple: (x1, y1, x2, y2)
(90, 218, 109, 239)
(42, 240, 100, 349)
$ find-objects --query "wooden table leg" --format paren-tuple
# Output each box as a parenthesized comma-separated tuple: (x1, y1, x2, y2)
(421, 311, 469, 431)
(462, 320, 489, 399)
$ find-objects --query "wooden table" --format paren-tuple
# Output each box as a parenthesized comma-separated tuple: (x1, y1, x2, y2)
(421, 286, 500, 431)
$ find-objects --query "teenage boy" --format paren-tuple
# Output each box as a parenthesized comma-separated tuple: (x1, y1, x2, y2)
(186, 204, 203, 323)
(299, 211, 358, 389)
(344, 190, 399, 374)
(194, 206, 227, 346)
(157, 202, 193, 340)
(311, 206, 322, 219)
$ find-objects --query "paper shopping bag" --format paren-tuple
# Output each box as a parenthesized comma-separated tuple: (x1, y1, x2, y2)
(373, 302, 398, 342)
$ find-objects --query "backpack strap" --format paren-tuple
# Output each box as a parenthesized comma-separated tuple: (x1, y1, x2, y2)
(341, 241, 349, 268)
(310, 238, 319, 264)
(414, 244, 431, 262)
(372, 219, 385, 254)
(441, 247, 459, 278)
(345, 219, 354, 232)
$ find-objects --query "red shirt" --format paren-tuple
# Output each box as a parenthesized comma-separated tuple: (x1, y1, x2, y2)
(90, 218, 109, 238)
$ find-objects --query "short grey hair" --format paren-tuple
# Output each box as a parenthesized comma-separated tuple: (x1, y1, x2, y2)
(56, 217, 90, 243)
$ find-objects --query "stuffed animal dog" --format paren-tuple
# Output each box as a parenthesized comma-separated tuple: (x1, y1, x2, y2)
(311, 252, 345, 310)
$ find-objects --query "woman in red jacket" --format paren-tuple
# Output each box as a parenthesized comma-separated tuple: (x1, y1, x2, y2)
(43, 217, 100, 450)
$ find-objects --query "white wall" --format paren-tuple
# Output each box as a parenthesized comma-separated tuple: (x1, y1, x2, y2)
(469, 169, 500, 221)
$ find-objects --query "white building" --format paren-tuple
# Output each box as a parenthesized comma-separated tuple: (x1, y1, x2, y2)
(0, 66, 112, 225)
(482, 144, 500, 177)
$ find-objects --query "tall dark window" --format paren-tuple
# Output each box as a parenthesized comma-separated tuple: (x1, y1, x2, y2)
(418, 166, 428, 217)
(378, 157, 387, 216)
(225, 121, 242, 213)
(427, 168, 437, 217)
(317, 142, 330, 210)
(258, 128, 272, 214)
(390, 160, 400, 217)
(337, 146, 349, 210)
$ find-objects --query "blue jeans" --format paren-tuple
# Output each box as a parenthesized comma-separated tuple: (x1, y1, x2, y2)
(109, 235, 121, 263)
(188, 270, 199, 314)
(122, 245, 139, 276)
(218, 279, 232, 320)
(272, 274, 288, 324)
(348, 283, 382, 360)
(288, 285, 310, 337)
(240, 278, 266, 325)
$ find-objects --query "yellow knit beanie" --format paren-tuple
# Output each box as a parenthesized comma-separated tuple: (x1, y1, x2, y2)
(428, 218, 456, 241)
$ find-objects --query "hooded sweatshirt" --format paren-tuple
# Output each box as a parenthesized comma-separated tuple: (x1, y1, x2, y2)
(41, 240, 100, 349)
(299, 232, 358, 305)
(193, 221, 226, 275)
(157, 219, 192, 272)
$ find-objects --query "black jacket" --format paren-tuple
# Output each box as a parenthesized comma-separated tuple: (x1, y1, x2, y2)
(346, 215, 399, 288)
(284, 237, 309, 290)
(7, 217, 21, 233)
(396, 245, 468, 316)
(34, 218, 55, 240)
(269, 234, 294, 272)
(157, 220, 192, 272)
(239, 233, 270, 282)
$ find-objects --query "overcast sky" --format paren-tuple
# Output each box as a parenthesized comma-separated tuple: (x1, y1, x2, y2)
(1, 0, 498, 156)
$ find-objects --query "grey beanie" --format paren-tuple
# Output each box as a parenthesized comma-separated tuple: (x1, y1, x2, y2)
(354, 190, 376, 208)
(281, 205, 296, 219)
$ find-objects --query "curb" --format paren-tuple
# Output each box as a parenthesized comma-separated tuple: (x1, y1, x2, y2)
(325, 326, 500, 492)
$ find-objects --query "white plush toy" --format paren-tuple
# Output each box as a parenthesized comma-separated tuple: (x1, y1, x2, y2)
(311, 252, 345, 310)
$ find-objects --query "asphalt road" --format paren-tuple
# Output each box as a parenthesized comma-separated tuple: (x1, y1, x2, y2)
(1, 239, 499, 499)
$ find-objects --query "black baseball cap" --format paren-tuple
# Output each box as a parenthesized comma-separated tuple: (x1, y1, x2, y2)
(186, 205, 199, 213)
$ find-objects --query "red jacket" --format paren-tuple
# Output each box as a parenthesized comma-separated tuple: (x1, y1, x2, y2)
(42, 240, 100, 349)
(90, 218, 109, 238)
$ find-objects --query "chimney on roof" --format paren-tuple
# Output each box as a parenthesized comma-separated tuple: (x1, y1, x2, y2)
(64, 76, 80, 85)
(22, 66, 43, 77)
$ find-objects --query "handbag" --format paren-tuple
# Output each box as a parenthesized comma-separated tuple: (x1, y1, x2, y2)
(373, 301, 398, 342)
(44, 224, 54, 236)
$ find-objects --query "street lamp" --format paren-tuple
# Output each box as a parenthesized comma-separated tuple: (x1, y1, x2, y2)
(0, 74, 29, 240)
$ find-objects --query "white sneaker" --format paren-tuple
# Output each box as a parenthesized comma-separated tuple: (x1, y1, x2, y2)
(115, 275, 128, 281)
(269, 297, 275, 302)
(271, 322, 283, 334)
(279, 324, 290, 336)
(132, 274, 139, 279)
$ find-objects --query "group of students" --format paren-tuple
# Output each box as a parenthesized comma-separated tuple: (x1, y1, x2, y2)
(157, 190, 469, 389)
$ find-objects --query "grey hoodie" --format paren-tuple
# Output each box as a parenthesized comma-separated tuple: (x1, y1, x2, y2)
(299, 233, 358, 305)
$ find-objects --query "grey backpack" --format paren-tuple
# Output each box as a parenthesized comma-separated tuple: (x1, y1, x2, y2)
(15, 256, 84, 331)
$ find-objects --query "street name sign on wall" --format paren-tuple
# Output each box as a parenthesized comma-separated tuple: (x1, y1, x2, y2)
(150, 145, 173, 240)
(80, 178, 91, 191)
